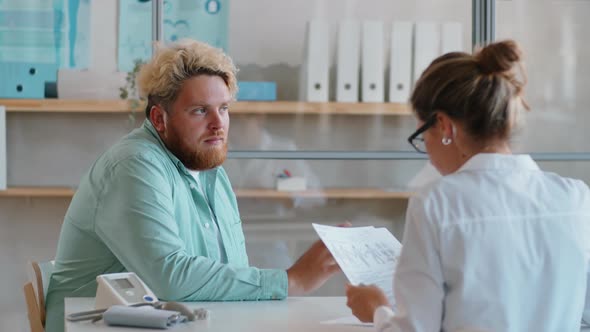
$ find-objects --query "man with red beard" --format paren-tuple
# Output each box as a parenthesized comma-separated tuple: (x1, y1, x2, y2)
(45, 40, 340, 332)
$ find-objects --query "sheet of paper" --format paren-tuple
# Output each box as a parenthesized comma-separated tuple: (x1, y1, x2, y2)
(320, 315, 373, 327)
(312, 223, 402, 305)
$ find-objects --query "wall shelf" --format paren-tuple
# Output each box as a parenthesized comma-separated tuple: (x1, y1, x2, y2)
(0, 187, 413, 199)
(0, 99, 411, 115)
(0, 187, 75, 197)
(236, 188, 412, 199)
(228, 101, 411, 115)
(1, 99, 135, 113)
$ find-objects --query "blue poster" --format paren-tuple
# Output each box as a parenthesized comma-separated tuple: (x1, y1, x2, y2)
(118, 0, 229, 72)
(0, 0, 90, 69)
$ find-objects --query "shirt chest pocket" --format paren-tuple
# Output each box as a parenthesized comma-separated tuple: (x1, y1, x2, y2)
(208, 184, 248, 264)
(212, 191, 245, 245)
(225, 217, 248, 264)
(229, 218, 245, 247)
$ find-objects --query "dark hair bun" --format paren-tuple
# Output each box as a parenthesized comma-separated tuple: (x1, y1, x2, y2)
(475, 40, 522, 75)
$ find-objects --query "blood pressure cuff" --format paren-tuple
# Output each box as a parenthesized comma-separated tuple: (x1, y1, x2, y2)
(103, 305, 187, 329)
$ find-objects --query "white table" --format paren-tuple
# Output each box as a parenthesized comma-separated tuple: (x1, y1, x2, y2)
(65, 297, 369, 332)
(65, 297, 590, 332)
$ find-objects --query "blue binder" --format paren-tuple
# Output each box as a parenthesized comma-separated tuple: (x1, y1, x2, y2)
(0, 63, 57, 98)
(237, 81, 277, 101)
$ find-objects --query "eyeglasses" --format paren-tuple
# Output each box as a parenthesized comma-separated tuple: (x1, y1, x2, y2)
(407, 114, 437, 153)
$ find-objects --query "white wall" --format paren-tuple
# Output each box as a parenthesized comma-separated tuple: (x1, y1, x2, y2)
(0, 199, 67, 331)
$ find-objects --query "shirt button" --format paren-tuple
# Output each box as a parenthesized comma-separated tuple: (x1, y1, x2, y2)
(205, 223, 210, 228)
(190, 183, 196, 189)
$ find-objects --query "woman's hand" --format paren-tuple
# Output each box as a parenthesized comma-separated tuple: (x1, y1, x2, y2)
(345, 284, 391, 323)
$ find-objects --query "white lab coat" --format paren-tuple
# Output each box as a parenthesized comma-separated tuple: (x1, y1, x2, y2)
(375, 153, 590, 332)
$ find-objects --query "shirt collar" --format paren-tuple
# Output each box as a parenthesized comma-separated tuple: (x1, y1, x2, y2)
(143, 119, 184, 169)
(142, 119, 220, 177)
(456, 153, 540, 173)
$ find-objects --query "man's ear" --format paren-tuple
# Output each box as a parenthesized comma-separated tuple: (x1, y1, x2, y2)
(149, 104, 167, 133)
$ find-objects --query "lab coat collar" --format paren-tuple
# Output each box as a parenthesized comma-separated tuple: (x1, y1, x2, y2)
(457, 153, 540, 173)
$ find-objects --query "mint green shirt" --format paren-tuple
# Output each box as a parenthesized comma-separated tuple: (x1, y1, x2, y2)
(45, 120, 288, 332)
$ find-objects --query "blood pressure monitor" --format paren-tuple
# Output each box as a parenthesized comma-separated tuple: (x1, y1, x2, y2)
(95, 272, 158, 309)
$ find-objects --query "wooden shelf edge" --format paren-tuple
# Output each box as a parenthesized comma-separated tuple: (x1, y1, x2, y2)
(0, 187, 412, 199)
(232, 101, 412, 115)
(0, 187, 76, 197)
(1, 99, 138, 113)
(235, 188, 413, 199)
(0, 99, 412, 115)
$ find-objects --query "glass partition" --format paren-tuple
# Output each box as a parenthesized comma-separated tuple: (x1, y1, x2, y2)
(497, 0, 590, 154)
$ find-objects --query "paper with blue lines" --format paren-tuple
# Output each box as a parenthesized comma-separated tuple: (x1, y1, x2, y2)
(118, 0, 229, 72)
(312, 223, 402, 307)
(0, 0, 90, 69)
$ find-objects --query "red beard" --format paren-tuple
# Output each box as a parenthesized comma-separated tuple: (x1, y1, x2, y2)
(164, 129, 228, 171)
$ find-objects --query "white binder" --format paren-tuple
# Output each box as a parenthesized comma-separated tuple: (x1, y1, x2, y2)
(0, 106, 5, 190)
(361, 21, 385, 102)
(336, 21, 360, 102)
(303, 21, 330, 102)
(389, 22, 413, 103)
(441, 22, 464, 54)
(413, 22, 440, 86)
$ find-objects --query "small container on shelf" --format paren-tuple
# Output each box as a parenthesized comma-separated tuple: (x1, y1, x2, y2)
(276, 169, 306, 191)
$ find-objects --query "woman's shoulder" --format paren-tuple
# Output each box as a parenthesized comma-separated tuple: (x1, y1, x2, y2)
(541, 172, 590, 205)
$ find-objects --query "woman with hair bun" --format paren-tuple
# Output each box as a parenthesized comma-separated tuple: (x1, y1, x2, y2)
(346, 40, 590, 332)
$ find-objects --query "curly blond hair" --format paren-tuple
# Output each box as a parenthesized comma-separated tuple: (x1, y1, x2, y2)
(137, 39, 238, 116)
